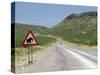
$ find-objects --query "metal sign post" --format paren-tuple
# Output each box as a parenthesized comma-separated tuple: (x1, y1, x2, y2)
(28, 46, 33, 64)
(31, 46, 33, 63)
(28, 47, 30, 64)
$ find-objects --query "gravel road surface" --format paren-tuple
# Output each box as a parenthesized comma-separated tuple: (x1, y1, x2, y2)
(16, 42, 97, 73)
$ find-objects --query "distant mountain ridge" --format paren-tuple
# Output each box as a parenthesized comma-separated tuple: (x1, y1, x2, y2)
(67, 11, 97, 19)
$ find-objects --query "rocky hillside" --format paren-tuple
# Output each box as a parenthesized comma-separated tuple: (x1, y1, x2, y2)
(50, 11, 97, 45)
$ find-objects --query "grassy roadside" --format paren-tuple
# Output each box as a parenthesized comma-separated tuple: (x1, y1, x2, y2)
(15, 47, 42, 65)
(64, 40, 97, 48)
(64, 41, 97, 55)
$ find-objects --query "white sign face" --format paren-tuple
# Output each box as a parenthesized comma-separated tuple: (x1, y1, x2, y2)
(24, 33, 37, 44)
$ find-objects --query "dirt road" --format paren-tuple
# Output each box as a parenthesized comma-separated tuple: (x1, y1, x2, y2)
(16, 42, 97, 73)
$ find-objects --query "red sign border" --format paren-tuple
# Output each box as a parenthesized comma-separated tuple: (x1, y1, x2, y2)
(22, 30, 39, 47)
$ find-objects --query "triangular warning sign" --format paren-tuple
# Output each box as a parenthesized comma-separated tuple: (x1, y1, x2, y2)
(22, 30, 39, 47)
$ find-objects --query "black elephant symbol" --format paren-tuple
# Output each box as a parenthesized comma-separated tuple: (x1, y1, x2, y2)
(27, 37, 33, 43)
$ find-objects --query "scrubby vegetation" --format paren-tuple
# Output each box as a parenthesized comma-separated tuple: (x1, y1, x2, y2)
(49, 11, 97, 46)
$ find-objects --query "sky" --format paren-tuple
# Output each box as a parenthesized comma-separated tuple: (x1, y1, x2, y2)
(14, 2, 97, 28)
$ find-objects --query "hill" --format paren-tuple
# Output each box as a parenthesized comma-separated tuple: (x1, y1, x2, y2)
(15, 23, 49, 35)
(50, 11, 97, 46)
